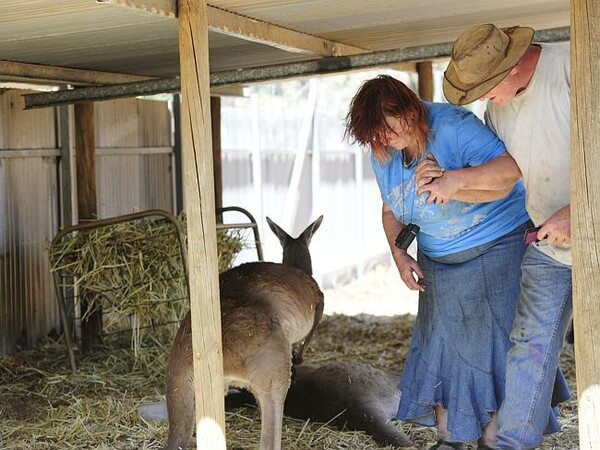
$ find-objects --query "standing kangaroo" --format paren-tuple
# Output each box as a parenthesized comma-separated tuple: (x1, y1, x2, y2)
(164, 215, 324, 450)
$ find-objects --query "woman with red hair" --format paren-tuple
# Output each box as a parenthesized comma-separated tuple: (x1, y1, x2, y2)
(346, 75, 529, 450)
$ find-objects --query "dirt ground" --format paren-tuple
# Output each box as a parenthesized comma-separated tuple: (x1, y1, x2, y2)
(323, 263, 419, 317)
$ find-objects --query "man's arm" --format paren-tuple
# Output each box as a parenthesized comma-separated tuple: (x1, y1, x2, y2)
(452, 187, 514, 203)
(416, 152, 522, 204)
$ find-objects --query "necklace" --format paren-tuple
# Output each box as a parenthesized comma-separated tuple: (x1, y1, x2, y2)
(401, 148, 418, 169)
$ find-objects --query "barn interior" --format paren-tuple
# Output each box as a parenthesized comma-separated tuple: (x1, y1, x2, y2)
(0, 1, 595, 449)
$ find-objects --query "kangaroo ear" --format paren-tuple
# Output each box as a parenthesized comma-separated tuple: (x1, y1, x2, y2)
(266, 216, 292, 246)
(299, 215, 323, 245)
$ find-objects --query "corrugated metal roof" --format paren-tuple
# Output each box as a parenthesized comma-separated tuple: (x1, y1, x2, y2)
(0, 0, 569, 85)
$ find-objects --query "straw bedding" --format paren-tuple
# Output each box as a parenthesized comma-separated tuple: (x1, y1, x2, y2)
(1, 219, 579, 449)
(0, 313, 578, 449)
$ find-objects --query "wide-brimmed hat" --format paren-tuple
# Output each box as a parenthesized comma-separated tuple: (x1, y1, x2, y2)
(443, 24, 534, 105)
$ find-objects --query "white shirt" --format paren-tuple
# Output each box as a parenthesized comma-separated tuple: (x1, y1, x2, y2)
(485, 43, 571, 266)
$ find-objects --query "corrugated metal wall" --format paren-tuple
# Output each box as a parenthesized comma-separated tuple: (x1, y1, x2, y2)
(0, 92, 174, 356)
(94, 98, 174, 218)
(0, 90, 60, 353)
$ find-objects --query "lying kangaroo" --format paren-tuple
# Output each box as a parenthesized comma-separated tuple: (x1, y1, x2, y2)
(225, 361, 413, 448)
(164, 215, 324, 450)
(141, 361, 412, 448)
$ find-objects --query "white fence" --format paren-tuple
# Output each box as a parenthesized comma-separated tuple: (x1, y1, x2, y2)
(220, 70, 418, 287)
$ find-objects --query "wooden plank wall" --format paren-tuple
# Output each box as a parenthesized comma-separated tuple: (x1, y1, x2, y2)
(0, 91, 174, 356)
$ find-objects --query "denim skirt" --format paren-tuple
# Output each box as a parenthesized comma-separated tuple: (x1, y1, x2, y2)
(397, 222, 529, 442)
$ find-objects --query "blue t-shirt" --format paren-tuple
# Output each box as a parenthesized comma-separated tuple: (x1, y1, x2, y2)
(371, 103, 529, 257)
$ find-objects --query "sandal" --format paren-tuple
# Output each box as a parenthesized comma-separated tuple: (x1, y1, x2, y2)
(428, 440, 466, 450)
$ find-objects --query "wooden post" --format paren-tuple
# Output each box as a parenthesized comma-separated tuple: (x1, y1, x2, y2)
(58, 103, 74, 228)
(74, 101, 102, 352)
(571, 1, 600, 448)
(178, 0, 226, 448)
(211, 96, 223, 218)
(417, 61, 434, 101)
(173, 94, 184, 214)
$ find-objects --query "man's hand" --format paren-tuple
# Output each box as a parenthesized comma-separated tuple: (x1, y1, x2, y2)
(538, 205, 571, 245)
(416, 153, 459, 204)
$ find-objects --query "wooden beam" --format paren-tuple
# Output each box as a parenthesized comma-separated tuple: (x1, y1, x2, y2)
(58, 103, 74, 228)
(206, 6, 367, 57)
(211, 96, 223, 214)
(23, 26, 569, 109)
(74, 102, 103, 352)
(98, 0, 366, 56)
(210, 86, 245, 97)
(178, 0, 226, 448)
(571, 1, 600, 448)
(74, 103, 97, 226)
(0, 60, 151, 86)
(417, 61, 434, 101)
(96, 0, 177, 18)
(172, 95, 184, 213)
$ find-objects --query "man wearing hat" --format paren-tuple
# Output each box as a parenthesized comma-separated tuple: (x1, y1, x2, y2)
(442, 24, 572, 450)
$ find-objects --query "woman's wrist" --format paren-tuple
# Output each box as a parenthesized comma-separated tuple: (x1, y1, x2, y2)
(392, 247, 411, 264)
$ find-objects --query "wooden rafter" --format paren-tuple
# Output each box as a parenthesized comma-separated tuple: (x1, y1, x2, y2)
(95, 0, 177, 17)
(0, 60, 247, 95)
(97, 0, 369, 56)
(206, 6, 368, 56)
(0, 60, 150, 86)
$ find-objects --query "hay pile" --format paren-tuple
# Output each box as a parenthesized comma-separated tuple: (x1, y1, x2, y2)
(47, 215, 244, 352)
(0, 313, 579, 449)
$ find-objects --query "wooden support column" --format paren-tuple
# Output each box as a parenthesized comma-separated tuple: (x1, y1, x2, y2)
(173, 94, 184, 213)
(571, 1, 600, 448)
(178, 0, 226, 448)
(417, 61, 434, 101)
(58, 103, 74, 228)
(211, 96, 223, 217)
(74, 101, 102, 352)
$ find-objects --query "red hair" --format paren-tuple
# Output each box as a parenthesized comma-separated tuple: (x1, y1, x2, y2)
(345, 75, 429, 162)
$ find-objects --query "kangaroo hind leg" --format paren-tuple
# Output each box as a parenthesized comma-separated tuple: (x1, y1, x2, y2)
(364, 413, 413, 448)
(292, 293, 324, 365)
(165, 314, 195, 450)
(247, 331, 293, 450)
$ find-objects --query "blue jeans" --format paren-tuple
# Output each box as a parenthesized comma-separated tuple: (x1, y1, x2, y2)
(496, 245, 573, 450)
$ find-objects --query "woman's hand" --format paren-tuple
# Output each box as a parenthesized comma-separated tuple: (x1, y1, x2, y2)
(415, 153, 444, 187)
(415, 153, 458, 205)
(393, 249, 426, 291)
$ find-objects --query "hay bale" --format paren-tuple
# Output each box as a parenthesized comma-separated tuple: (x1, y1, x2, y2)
(47, 214, 245, 353)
